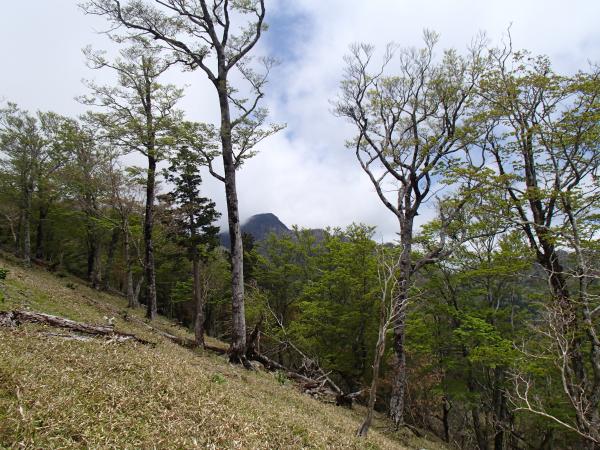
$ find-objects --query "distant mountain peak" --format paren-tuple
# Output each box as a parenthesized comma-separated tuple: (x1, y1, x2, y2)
(219, 212, 290, 247)
(244, 212, 286, 226)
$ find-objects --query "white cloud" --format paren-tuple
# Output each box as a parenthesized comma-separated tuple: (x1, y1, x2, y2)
(1, 0, 599, 241)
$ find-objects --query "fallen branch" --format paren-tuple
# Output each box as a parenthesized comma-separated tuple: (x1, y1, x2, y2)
(0, 310, 154, 345)
(244, 320, 360, 406)
(40, 331, 143, 343)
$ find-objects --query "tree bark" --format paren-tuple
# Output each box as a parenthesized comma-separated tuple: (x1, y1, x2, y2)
(389, 309, 407, 427)
(216, 83, 247, 366)
(123, 225, 138, 308)
(442, 396, 451, 443)
(357, 304, 388, 437)
(389, 219, 413, 427)
(144, 155, 157, 320)
(0, 310, 152, 345)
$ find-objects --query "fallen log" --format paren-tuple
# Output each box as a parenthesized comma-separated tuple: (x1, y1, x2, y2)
(255, 311, 361, 407)
(250, 350, 340, 397)
(0, 310, 154, 345)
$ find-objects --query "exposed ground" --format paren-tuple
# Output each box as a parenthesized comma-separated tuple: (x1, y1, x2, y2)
(0, 255, 445, 449)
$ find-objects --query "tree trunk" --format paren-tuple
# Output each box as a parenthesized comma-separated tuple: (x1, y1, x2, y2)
(389, 219, 413, 427)
(86, 215, 102, 290)
(144, 155, 157, 320)
(102, 227, 119, 291)
(124, 226, 138, 308)
(15, 209, 22, 256)
(126, 266, 136, 307)
(34, 202, 48, 260)
(493, 368, 508, 450)
(90, 238, 102, 290)
(471, 403, 488, 450)
(216, 83, 247, 366)
(466, 365, 488, 450)
(193, 258, 205, 348)
(389, 309, 407, 427)
(357, 303, 388, 437)
(134, 275, 144, 306)
(22, 188, 32, 266)
(442, 396, 451, 443)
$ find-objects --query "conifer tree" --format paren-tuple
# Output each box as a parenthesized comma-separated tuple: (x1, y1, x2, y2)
(162, 145, 220, 347)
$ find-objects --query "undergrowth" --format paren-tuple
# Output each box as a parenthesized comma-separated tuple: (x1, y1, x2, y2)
(0, 257, 445, 449)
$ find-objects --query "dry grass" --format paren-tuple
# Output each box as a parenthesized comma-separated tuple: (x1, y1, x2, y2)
(0, 258, 446, 449)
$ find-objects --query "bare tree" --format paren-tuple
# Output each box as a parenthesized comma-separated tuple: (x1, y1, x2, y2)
(81, 43, 183, 319)
(335, 31, 488, 426)
(80, 0, 282, 363)
(357, 245, 406, 437)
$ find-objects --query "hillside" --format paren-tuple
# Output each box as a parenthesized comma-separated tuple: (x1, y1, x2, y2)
(0, 256, 443, 449)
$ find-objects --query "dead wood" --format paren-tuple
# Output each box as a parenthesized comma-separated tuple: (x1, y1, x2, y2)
(0, 310, 153, 345)
(245, 324, 359, 405)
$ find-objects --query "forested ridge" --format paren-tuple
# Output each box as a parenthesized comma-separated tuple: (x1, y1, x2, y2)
(1, 1, 599, 449)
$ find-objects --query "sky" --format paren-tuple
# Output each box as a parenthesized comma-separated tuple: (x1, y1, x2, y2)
(1, 0, 599, 241)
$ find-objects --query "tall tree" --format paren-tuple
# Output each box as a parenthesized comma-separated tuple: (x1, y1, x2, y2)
(479, 44, 600, 445)
(161, 145, 220, 347)
(106, 161, 146, 307)
(61, 116, 114, 289)
(81, 43, 183, 319)
(81, 0, 282, 364)
(0, 104, 67, 265)
(335, 32, 488, 426)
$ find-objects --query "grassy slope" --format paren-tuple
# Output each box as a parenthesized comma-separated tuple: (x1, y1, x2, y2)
(0, 256, 445, 449)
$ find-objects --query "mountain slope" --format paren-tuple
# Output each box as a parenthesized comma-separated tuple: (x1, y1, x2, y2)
(219, 213, 290, 247)
(0, 255, 444, 449)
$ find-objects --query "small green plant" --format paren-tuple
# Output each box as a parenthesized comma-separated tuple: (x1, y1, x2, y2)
(275, 370, 287, 386)
(210, 373, 226, 385)
(65, 282, 76, 290)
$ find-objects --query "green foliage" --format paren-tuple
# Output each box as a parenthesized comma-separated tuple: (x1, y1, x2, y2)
(254, 224, 380, 390)
(453, 315, 516, 368)
(275, 371, 288, 385)
(170, 280, 193, 306)
(161, 145, 221, 262)
(210, 373, 226, 385)
(0, 30, 598, 448)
